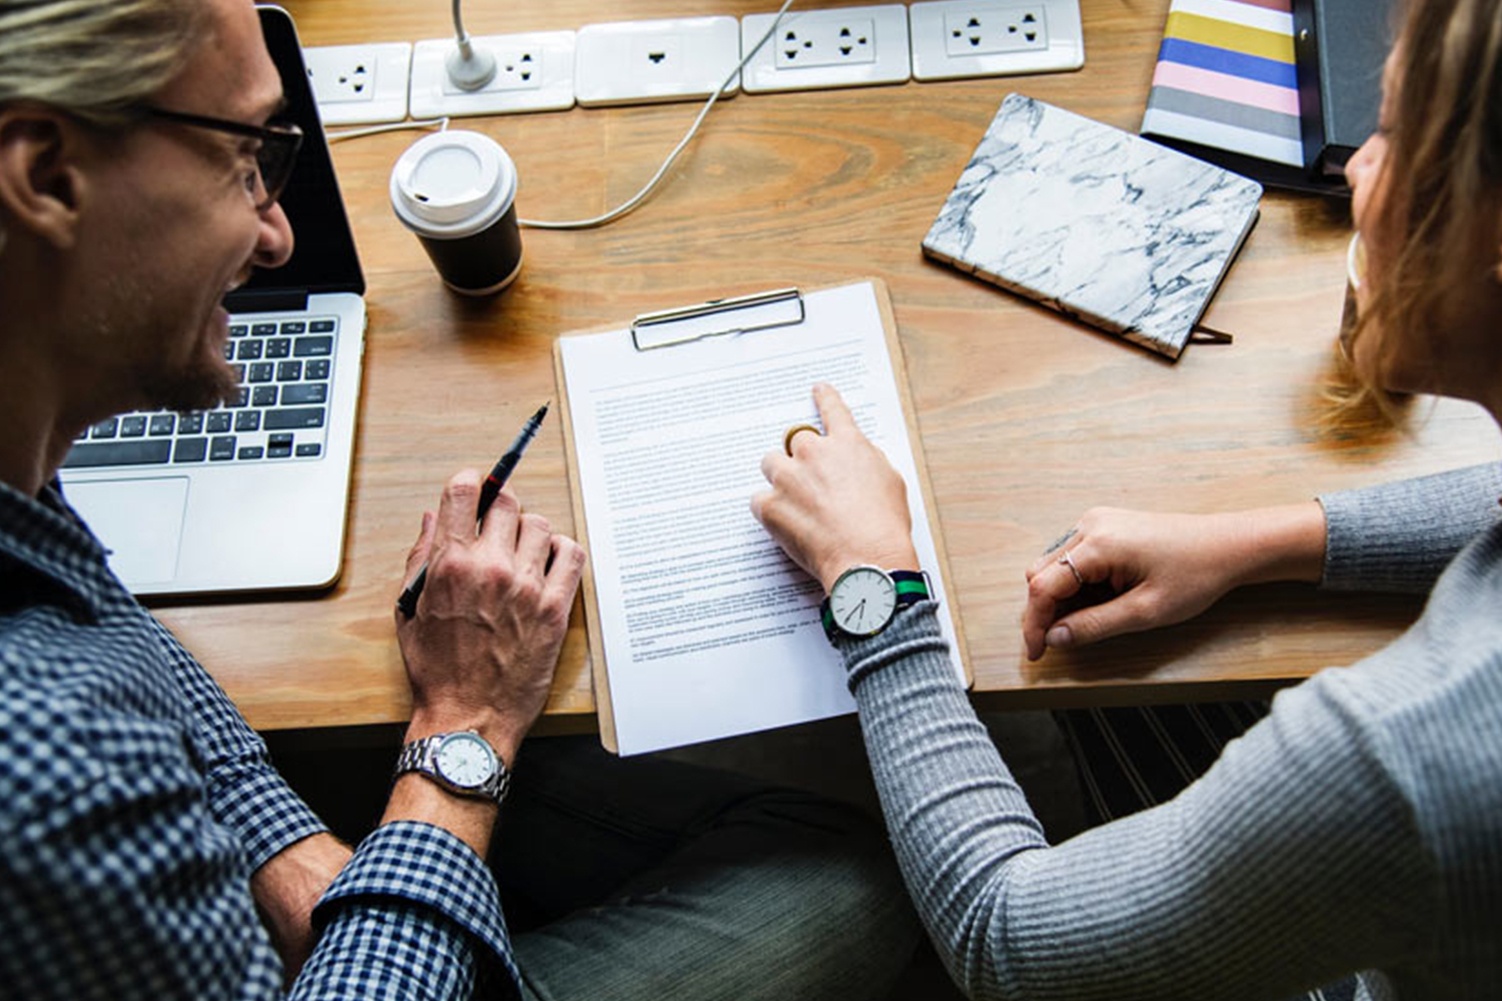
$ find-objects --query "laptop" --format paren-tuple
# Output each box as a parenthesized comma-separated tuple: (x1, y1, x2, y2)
(59, 5, 367, 597)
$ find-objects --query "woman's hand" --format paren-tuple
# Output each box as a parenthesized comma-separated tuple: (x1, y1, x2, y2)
(1022, 502, 1327, 661)
(751, 383, 919, 591)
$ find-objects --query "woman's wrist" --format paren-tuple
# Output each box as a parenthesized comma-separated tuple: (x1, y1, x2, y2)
(818, 544, 922, 594)
(1223, 501, 1328, 589)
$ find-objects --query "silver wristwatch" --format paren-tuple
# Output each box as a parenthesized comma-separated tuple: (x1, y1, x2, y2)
(394, 730, 510, 806)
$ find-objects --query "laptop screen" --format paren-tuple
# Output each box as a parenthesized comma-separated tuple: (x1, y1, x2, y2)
(229, 5, 364, 309)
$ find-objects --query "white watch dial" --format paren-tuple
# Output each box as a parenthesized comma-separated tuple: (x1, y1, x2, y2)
(831, 566, 897, 636)
(434, 732, 496, 789)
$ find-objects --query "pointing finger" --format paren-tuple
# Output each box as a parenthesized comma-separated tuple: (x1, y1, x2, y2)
(812, 382, 858, 437)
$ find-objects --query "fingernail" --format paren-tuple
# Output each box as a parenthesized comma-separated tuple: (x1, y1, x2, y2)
(1046, 624, 1073, 649)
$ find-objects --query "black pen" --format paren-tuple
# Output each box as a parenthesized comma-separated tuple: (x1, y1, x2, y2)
(396, 402, 549, 618)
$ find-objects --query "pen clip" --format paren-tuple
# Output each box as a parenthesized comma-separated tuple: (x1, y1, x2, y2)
(630, 287, 805, 351)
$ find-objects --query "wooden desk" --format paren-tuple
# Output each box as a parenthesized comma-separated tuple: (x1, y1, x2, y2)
(159, 0, 1499, 731)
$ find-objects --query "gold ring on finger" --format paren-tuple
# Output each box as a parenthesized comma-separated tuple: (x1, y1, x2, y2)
(783, 423, 821, 457)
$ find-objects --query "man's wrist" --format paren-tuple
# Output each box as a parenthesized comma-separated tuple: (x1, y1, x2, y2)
(405, 708, 525, 767)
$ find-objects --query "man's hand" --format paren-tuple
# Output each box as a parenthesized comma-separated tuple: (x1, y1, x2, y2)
(395, 471, 585, 766)
(751, 383, 920, 591)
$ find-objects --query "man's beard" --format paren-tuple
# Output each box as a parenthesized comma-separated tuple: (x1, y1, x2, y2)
(139, 354, 241, 414)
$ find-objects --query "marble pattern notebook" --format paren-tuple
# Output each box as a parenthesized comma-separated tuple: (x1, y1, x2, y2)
(923, 93, 1263, 359)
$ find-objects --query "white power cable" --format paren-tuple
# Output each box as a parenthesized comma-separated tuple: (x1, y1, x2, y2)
(517, 0, 796, 230)
(326, 116, 450, 143)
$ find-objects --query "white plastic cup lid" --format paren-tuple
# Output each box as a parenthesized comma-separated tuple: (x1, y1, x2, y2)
(390, 130, 517, 239)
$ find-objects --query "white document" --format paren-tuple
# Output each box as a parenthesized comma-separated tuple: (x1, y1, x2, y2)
(559, 281, 964, 755)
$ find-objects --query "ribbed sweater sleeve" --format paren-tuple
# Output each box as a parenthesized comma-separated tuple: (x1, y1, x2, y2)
(843, 604, 1433, 1001)
(1318, 463, 1502, 593)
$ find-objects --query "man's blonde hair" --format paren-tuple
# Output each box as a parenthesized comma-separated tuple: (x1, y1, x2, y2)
(0, 0, 203, 128)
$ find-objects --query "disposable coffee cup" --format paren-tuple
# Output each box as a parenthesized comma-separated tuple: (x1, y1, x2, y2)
(391, 130, 522, 296)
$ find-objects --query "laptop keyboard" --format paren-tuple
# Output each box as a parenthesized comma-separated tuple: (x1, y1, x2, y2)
(63, 316, 338, 469)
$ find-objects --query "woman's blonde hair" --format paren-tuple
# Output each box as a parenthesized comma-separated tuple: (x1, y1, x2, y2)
(1328, 0, 1502, 429)
(0, 0, 203, 129)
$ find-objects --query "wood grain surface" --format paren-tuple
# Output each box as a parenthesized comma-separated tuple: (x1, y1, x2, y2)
(158, 0, 1500, 731)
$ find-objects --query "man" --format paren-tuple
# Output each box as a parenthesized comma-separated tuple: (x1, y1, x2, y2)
(0, 1, 914, 997)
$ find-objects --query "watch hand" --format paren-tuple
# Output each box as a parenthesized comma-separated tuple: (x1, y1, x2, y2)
(851, 598, 867, 623)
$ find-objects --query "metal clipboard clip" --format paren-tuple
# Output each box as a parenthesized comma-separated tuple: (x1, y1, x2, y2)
(630, 287, 805, 351)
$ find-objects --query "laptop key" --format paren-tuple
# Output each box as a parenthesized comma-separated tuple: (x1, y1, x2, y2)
(252, 385, 279, 407)
(209, 436, 237, 461)
(264, 407, 325, 431)
(309, 319, 335, 333)
(251, 322, 277, 336)
(229, 324, 248, 337)
(178, 413, 205, 435)
(248, 362, 274, 383)
(235, 410, 262, 432)
(293, 335, 333, 357)
(280, 321, 307, 334)
(90, 418, 120, 439)
(173, 438, 208, 463)
(304, 359, 331, 380)
(280, 383, 327, 405)
(229, 387, 250, 408)
(148, 414, 176, 436)
(238, 445, 265, 460)
(206, 412, 232, 433)
(296, 443, 323, 458)
(266, 338, 292, 358)
(237, 339, 263, 360)
(120, 416, 148, 437)
(63, 439, 172, 468)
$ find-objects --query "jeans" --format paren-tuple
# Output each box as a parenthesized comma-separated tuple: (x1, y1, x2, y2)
(490, 735, 920, 1001)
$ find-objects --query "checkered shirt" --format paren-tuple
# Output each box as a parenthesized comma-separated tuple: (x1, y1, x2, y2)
(0, 480, 520, 999)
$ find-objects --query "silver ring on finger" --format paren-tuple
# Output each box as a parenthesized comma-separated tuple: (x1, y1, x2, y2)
(1058, 548, 1085, 586)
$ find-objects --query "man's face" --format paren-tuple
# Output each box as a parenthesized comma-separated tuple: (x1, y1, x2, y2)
(79, 0, 293, 414)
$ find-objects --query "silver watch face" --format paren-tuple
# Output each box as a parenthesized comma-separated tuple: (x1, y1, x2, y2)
(830, 566, 897, 636)
(433, 732, 497, 790)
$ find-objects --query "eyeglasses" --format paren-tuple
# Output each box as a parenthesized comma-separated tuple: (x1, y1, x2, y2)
(141, 106, 303, 209)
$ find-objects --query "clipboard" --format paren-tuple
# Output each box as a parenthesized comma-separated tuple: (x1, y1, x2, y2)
(554, 278, 971, 754)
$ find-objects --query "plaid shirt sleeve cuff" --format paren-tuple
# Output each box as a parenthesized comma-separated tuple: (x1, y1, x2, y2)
(218, 763, 329, 872)
(312, 821, 519, 994)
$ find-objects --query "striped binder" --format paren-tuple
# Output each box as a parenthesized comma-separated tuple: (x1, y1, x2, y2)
(1140, 0, 1320, 187)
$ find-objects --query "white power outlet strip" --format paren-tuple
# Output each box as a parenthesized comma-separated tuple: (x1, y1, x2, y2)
(741, 5, 910, 93)
(574, 17, 741, 107)
(409, 31, 576, 118)
(908, 0, 1083, 81)
(303, 42, 411, 125)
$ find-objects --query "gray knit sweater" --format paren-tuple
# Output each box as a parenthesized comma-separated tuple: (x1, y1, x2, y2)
(841, 463, 1502, 1001)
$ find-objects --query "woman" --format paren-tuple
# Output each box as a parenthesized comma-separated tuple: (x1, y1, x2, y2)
(750, 0, 1502, 997)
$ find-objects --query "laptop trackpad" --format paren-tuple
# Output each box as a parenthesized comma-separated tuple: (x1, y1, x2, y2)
(65, 478, 189, 585)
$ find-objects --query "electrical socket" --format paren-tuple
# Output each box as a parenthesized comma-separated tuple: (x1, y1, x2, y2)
(909, 0, 1083, 81)
(410, 31, 576, 117)
(574, 17, 741, 107)
(777, 18, 876, 68)
(302, 42, 411, 125)
(944, 7, 1046, 56)
(741, 5, 910, 93)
